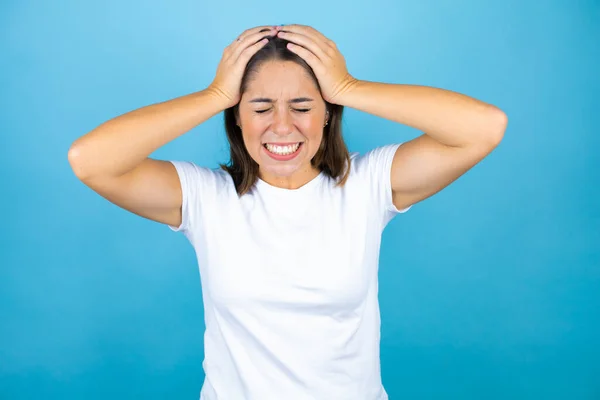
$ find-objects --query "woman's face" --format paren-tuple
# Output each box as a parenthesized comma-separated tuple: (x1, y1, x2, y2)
(236, 60, 328, 189)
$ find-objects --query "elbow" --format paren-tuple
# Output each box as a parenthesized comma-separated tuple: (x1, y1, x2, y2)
(485, 109, 508, 147)
(68, 143, 90, 181)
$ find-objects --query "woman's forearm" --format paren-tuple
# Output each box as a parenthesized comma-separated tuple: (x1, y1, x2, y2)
(337, 80, 507, 147)
(68, 88, 228, 180)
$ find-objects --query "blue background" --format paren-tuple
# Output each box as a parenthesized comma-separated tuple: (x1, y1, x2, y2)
(1, 0, 598, 398)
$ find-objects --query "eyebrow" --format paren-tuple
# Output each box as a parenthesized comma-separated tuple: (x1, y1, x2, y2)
(248, 97, 314, 104)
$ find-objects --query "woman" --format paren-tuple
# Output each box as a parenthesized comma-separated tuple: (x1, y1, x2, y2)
(68, 24, 507, 400)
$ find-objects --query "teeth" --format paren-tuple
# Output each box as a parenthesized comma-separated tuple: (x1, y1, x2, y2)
(265, 143, 300, 155)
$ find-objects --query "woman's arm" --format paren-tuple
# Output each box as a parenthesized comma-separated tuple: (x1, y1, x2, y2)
(275, 25, 507, 211)
(68, 89, 226, 180)
(67, 89, 229, 227)
(336, 81, 506, 148)
(337, 81, 508, 210)
(67, 25, 275, 227)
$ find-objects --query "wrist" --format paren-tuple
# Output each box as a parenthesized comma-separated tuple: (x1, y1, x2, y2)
(333, 76, 362, 107)
(205, 85, 237, 110)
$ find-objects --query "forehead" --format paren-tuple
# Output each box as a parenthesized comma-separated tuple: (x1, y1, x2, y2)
(245, 61, 319, 97)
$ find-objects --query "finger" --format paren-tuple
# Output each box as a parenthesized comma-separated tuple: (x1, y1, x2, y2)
(229, 27, 275, 60)
(238, 37, 270, 64)
(225, 26, 273, 53)
(279, 24, 335, 49)
(237, 25, 276, 42)
(286, 42, 321, 71)
(277, 30, 328, 62)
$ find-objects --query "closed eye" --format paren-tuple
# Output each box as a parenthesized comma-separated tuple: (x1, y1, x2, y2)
(254, 108, 312, 114)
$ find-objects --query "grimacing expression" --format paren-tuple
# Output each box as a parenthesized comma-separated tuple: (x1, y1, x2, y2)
(236, 60, 328, 181)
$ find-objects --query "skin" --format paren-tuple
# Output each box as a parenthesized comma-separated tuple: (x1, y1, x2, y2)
(276, 24, 507, 210)
(236, 60, 329, 190)
(67, 23, 507, 233)
(218, 23, 506, 207)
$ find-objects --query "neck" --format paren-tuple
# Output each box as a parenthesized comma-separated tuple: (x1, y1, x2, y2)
(258, 166, 321, 190)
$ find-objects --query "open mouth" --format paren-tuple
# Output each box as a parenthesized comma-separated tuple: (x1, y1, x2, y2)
(263, 142, 303, 156)
(262, 142, 304, 160)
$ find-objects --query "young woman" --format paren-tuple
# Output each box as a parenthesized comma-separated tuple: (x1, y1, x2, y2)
(68, 24, 507, 400)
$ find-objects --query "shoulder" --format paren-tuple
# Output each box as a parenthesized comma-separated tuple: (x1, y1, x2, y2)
(168, 160, 233, 196)
(169, 160, 228, 180)
(349, 143, 403, 175)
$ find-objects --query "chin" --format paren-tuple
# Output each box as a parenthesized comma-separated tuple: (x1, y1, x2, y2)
(261, 162, 302, 177)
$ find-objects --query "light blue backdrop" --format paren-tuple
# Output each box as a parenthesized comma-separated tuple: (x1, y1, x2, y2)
(1, 0, 598, 398)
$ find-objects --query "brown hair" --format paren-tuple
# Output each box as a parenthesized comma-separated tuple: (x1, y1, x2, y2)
(219, 31, 351, 196)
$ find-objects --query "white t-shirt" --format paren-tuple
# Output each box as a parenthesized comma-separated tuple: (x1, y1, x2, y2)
(168, 143, 410, 400)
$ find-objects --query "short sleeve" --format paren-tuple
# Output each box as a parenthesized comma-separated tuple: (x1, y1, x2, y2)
(354, 143, 412, 228)
(167, 160, 213, 239)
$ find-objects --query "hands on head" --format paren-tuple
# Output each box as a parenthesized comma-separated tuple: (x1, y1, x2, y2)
(208, 25, 276, 108)
(207, 24, 357, 109)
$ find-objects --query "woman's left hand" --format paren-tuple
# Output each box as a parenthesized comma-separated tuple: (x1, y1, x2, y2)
(276, 25, 358, 105)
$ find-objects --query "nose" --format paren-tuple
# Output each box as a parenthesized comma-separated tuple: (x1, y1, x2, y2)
(271, 108, 294, 135)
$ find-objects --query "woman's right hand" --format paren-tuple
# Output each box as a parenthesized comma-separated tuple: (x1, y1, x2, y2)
(208, 25, 276, 109)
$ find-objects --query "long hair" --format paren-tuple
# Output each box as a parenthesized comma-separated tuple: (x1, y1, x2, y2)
(220, 31, 351, 196)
